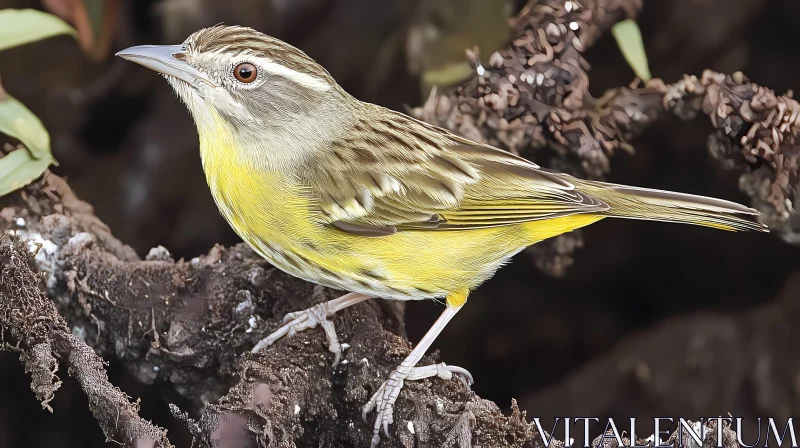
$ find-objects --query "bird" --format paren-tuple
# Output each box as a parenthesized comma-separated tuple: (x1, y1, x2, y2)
(116, 25, 768, 447)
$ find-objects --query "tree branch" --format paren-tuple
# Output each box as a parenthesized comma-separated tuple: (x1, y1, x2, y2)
(1, 174, 546, 446)
(0, 227, 172, 447)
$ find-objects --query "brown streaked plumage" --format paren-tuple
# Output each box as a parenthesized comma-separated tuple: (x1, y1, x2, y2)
(116, 25, 767, 448)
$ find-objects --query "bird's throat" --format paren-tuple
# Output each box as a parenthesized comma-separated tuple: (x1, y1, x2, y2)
(197, 112, 318, 262)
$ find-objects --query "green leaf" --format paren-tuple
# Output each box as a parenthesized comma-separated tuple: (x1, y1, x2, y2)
(421, 61, 475, 97)
(0, 148, 53, 196)
(0, 93, 55, 161)
(611, 19, 652, 82)
(0, 9, 76, 52)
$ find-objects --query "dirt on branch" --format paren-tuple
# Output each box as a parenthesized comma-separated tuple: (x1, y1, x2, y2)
(1, 175, 755, 447)
(0, 222, 172, 446)
(0, 174, 545, 447)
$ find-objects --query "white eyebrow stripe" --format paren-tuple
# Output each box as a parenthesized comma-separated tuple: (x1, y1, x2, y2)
(258, 58, 330, 92)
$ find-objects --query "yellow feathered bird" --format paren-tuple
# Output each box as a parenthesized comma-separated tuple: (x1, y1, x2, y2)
(117, 25, 767, 447)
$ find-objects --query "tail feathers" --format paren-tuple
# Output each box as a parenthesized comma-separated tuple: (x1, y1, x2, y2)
(575, 180, 769, 232)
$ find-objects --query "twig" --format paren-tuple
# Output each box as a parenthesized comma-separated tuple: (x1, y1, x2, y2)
(0, 235, 173, 447)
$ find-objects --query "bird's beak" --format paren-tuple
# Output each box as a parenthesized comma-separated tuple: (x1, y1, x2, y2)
(116, 44, 218, 89)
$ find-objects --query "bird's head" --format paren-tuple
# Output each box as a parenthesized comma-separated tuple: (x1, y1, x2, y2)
(117, 25, 348, 143)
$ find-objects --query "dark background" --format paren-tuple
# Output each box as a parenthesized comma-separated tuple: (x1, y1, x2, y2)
(1, 0, 799, 446)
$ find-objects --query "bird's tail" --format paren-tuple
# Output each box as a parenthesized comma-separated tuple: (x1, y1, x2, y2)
(573, 179, 769, 232)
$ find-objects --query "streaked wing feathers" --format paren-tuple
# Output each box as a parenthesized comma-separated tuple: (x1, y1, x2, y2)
(303, 106, 608, 235)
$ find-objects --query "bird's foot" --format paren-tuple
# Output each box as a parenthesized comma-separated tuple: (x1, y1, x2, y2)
(251, 301, 343, 365)
(363, 363, 473, 447)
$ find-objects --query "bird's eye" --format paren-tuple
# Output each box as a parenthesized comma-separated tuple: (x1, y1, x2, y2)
(233, 63, 257, 83)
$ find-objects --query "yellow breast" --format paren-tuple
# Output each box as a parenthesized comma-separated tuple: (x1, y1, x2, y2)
(198, 116, 316, 255)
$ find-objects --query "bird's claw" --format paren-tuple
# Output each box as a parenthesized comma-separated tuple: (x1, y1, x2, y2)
(363, 363, 471, 447)
(406, 362, 474, 384)
(251, 302, 343, 365)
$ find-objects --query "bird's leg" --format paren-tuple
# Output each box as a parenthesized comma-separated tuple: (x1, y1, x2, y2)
(363, 302, 472, 448)
(251, 292, 371, 365)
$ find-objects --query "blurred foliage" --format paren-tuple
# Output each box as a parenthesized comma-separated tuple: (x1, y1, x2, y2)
(41, 0, 117, 62)
(407, 0, 514, 96)
(0, 93, 53, 161)
(0, 144, 55, 197)
(0, 8, 73, 196)
(0, 8, 75, 51)
(611, 19, 652, 82)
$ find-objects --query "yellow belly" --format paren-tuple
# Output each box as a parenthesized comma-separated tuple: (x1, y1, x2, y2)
(199, 121, 601, 300)
(203, 158, 600, 300)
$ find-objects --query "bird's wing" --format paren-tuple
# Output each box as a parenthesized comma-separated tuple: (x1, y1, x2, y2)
(301, 107, 608, 236)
